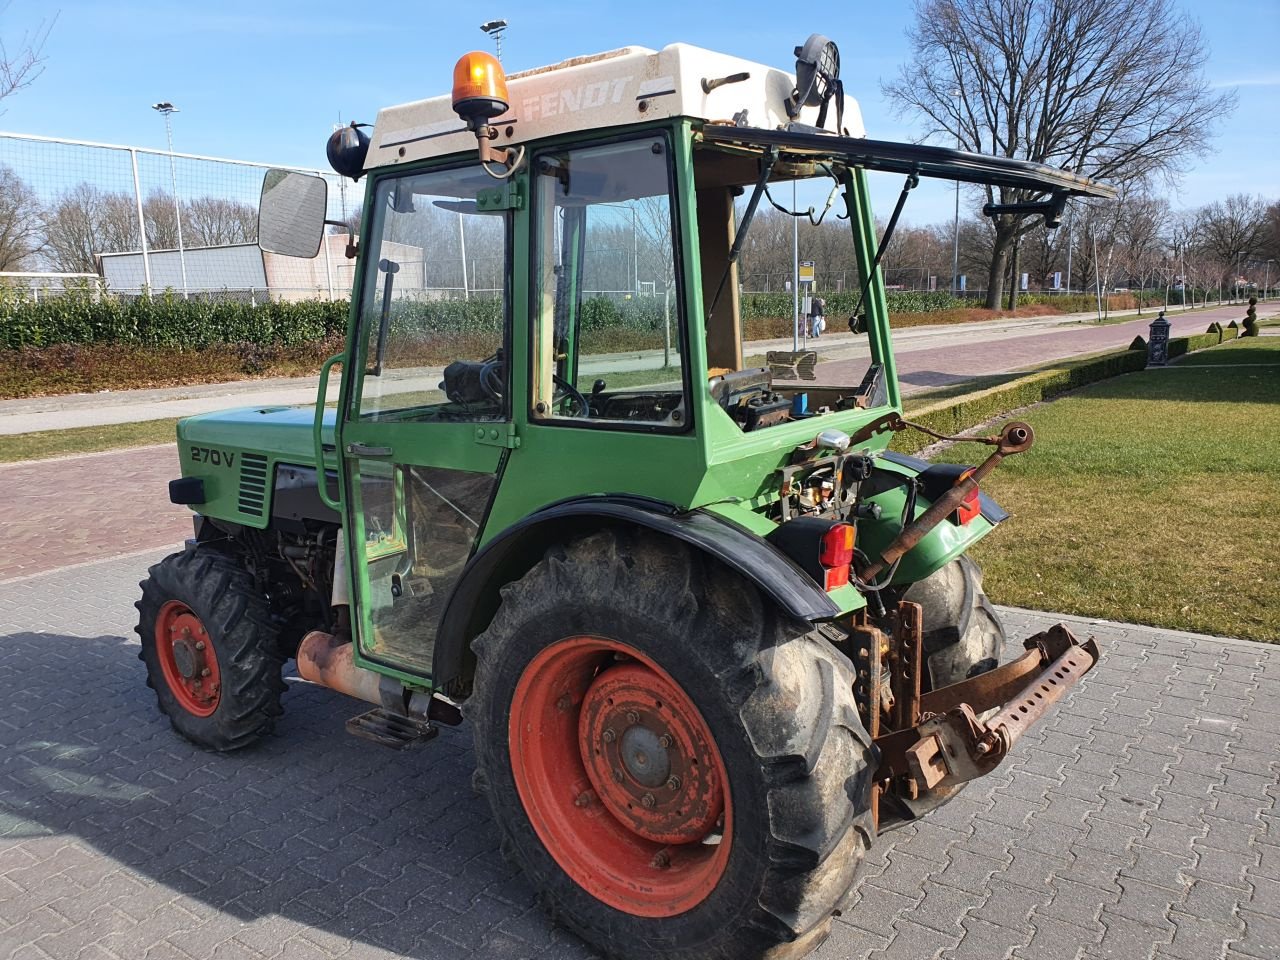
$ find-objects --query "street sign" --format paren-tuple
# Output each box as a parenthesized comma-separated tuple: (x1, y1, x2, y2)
(799, 260, 815, 283)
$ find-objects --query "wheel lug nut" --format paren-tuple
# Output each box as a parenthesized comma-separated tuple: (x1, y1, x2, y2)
(626, 710, 640, 724)
(195, 641, 205, 651)
(666, 776, 681, 790)
(556, 694, 571, 712)
(200, 668, 211, 677)
(658, 734, 672, 748)
(641, 793, 656, 808)
(574, 791, 595, 808)
(612, 768, 624, 783)
(650, 850, 670, 869)
(602, 728, 616, 743)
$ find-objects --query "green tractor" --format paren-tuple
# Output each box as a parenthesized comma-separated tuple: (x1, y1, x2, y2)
(138, 37, 1110, 960)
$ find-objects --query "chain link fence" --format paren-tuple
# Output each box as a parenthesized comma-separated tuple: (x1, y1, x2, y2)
(0, 131, 358, 302)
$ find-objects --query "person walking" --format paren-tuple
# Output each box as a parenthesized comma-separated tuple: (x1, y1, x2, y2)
(810, 296, 827, 338)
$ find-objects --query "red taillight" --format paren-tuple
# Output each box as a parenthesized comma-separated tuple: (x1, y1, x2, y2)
(820, 523, 855, 590)
(955, 469, 980, 525)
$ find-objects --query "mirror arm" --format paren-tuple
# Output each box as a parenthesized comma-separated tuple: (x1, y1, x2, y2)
(325, 219, 358, 259)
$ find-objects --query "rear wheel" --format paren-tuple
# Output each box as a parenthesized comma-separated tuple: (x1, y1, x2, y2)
(469, 530, 875, 960)
(903, 555, 1005, 691)
(136, 548, 285, 751)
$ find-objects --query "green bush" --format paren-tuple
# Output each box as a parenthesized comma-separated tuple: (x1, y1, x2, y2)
(0, 287, 349, 350)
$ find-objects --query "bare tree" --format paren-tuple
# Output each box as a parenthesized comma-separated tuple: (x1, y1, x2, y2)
(143, 191, 180, 251)
(885, 0, 1236, 309)
(1115, 191, 1170, 303)
(0, 4, 54, 107)
(1192, 194, 1270, 297)
(41, 184, 109, 273)
(183, 196, 258, 246)
(0, 163, 41, 269)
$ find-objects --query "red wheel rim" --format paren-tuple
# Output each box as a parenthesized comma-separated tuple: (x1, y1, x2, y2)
(154, 600, 221, 717)
(509, 636, 732, 917)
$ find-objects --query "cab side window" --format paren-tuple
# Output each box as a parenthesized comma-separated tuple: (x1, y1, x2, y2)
(531, 136, 689, 430)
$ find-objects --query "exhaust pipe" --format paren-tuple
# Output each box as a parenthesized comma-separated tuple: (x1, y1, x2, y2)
(296, 629, 384, 705)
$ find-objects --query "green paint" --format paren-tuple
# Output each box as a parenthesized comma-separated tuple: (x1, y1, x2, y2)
(175, 117, 999, 688)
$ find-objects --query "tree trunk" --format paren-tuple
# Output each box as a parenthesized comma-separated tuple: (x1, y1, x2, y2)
(985, 221, 1017, 310)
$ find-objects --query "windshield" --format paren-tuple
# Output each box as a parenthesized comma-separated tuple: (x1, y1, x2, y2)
(351, 165, 509, 423)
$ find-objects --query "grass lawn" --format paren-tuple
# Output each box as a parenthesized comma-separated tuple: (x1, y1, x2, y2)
(0, 419, 182, 463)
(930, 336, 1280, 642)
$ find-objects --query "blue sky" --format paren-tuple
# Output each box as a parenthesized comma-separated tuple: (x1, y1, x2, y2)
(1, 0, 1275, 224)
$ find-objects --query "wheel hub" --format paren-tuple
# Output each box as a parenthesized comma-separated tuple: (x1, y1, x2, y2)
(172, 636, 199, 679)
(578, 662, 723, 845)
(155, 601, 220, 717)
(619, 724, 670, 788)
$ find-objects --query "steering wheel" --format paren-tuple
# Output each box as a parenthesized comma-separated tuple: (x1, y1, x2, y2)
(552, 374, 590, 418)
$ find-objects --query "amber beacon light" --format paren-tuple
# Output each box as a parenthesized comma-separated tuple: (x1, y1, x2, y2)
(451, 51, 520, 174)
(452, 51, 510, 126)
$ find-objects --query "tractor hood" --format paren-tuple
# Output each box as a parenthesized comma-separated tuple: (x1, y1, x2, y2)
(177, 405, 335, 469)
(173, 406, 338, 530)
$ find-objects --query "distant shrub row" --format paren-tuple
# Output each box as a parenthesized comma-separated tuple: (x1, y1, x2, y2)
(0, 288, 349, 350)
(0, 284, 1188, 351)
(891, 324, 1240, 457)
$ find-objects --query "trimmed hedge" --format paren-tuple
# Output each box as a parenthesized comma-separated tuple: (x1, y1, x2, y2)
(892, 326, 1242, 456)
(891, 351, 1147, 455)
(0, 288, 348, 350)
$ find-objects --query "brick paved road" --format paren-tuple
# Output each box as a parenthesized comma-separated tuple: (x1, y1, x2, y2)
(0, 447, 189, 582)
(1, 551, 1276, 960)
(819, 303, 1270, 391)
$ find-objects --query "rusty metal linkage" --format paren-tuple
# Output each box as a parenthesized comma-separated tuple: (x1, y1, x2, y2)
(860, 420, 1034, 582)
(873, 624, 1100, 806)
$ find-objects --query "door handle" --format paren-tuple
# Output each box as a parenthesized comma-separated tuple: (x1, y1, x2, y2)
(346, 442, 394, 458)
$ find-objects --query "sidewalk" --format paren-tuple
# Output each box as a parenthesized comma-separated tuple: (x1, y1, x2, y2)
(0, 302, 1270, 436)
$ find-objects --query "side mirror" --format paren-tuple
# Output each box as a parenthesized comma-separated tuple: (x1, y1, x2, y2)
(258, 169, 327, 258)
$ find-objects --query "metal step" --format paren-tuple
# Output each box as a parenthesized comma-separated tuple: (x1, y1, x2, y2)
(345, 707, 439, 749)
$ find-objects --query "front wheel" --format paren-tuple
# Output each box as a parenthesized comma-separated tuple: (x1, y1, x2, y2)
(469, 530, 875, 960)
(136, 548, 285, 751)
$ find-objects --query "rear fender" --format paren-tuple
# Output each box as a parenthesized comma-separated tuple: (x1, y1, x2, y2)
(431, 496, 840, 696)
(860, 452, 1008, 586)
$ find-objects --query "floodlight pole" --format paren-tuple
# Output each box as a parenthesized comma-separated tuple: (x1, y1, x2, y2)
(792, 179, 799, 351)
(950, 89, 960, 297)
(480, 19, 507, 62)
(152, 102, 189, 299)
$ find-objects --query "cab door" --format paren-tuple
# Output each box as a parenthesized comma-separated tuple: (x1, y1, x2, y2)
(338, 163, 519, 680)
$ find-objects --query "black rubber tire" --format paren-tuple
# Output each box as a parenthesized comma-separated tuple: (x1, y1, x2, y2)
(902, 555, 1006, 691)
(136, 548, 286, 751)
(468, 529, 876, 960)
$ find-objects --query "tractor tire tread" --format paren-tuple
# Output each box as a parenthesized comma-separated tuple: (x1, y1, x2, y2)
(468, 529, 874, 960)
(135, 548, 285, 751)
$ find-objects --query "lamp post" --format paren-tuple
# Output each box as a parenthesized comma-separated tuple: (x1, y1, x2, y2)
(1266, 259, 1274, 301)
(950, 88, 960, 297)
(151, 102, 189, 300)
(480, 19, 507, 62)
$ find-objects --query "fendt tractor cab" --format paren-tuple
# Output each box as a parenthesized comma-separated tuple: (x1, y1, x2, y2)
(138, 36, 1113, 960)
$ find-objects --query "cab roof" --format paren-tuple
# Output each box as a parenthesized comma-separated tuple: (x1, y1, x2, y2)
(365, 43, 864, 171)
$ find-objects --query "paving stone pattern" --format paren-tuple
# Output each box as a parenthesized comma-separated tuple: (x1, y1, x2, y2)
(1, 552, 1276, 960)
(0, 448, 190, 582)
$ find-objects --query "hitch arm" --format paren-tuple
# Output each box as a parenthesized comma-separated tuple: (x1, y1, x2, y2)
(860, 419, 1033, 581)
